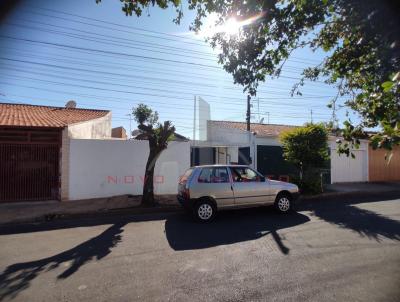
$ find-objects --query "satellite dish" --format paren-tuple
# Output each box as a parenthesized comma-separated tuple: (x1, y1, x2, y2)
(260, 117, 264, 124)
(65, 100, 77, 109)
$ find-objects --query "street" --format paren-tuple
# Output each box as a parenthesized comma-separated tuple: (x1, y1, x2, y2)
(0, 194, 399, 302)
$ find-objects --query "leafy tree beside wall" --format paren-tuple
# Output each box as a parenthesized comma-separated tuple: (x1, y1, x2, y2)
(280, 123, 329, 194)
(133, 104, 176, 206)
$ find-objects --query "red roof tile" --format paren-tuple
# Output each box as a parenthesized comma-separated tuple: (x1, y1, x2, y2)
(208, 120, 298, 137)
(0, 103, 110, 128)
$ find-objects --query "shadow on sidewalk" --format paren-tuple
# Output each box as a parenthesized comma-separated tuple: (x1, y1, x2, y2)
(0, 222, 126, 301)
(0, 212, 172, 236)
(298, 192, 400, 241)
(165, 208, 310, 252)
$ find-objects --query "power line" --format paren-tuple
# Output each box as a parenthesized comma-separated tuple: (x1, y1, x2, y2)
(0, 58, 337, 99)
(1, 35, 328, 85)
(0, 96, 330, 122)
(0, 86, 331, 119)
(0, 35, 223, 70)
(5, 18, 318, 73)
(1, 44, 331, 90)
(23, 6, 323, 65)
(0, 81, 333, 114)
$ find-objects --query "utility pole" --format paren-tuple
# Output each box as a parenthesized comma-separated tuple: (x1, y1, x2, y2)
(310, 109, 313, 124)
(126, 113, 132, 139)
(246, 95, 251, 131)
(193, 96, 197, 142)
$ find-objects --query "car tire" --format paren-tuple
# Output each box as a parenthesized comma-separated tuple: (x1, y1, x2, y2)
(274, 193, 293, 213)
(194, 199, 216, 222)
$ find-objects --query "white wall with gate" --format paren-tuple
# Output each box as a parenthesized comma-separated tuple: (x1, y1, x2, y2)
(329, 139, 369, 183)
(68, 139, 190, 200)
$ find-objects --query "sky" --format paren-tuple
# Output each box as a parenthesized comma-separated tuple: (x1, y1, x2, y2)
(0, 0, 358, 138)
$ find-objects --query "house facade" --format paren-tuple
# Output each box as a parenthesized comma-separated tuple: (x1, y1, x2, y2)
(0, 103, 112, 202)
(191, 120, 399, 184)
(0, 102, 191, 203)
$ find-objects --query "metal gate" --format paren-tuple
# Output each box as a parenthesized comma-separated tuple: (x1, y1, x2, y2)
(0, 128, 61, 202)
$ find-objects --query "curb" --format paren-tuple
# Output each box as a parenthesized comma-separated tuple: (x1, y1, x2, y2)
(1, 190, 400, 227)
(299, 189, 400, 202)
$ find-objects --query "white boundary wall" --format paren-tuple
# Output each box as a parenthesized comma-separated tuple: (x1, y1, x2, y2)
(68, 139, 190, 200)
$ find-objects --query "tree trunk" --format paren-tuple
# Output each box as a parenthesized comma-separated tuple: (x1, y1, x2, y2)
(141, 149, 161, 206)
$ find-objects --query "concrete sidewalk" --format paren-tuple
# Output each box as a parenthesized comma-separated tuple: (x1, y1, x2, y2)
(0, 194, 177, 225)
(0, 182, 399, 225)
(325, 181, 400, 193)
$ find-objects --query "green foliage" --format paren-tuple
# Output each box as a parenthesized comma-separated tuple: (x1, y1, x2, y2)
(280, 123, 328, 195)
(290, 171, 323, 195)
(96, 0, 181, 21)
(132, 103, 175, 151)
(280, 123, 329, 172)
(132, 103, 159, 126)
(100, 0, 400, 152)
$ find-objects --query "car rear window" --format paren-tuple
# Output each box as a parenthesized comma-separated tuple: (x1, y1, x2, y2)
(179, 168, 194, 184)
(198, 167, 229, 183)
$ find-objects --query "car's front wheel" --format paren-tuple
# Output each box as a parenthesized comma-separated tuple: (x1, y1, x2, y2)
(194, 199, 216, 222)
(274, 193, 293, 213)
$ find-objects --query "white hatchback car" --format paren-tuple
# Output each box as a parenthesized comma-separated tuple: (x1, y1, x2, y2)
(177, 165, 299, 221)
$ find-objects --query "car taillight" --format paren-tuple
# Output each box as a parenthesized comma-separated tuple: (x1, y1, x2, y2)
(182, 188, 190, 200)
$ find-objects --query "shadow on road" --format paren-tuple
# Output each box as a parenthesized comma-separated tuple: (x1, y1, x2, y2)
(165, 208, 310, 252)
(0, 222, 126, 301)
(298, 193, 400, 241)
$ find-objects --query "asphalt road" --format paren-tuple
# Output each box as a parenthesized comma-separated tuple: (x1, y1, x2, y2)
(0, 194, 399, 302)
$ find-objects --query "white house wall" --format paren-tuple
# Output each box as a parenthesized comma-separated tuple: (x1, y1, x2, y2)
(227, 147, 239, 163)
(68, 113, 112, 139)
(255, 136, 281, 146)
(68, 139, 190, 200)
(207, 123, 251, 146)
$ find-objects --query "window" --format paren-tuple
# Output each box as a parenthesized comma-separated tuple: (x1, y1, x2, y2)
(230, 167, 261, 182)
(198, 167, 230, 183)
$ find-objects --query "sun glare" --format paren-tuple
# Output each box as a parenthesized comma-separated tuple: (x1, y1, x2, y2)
(198, 14, 241, 38)
(197, 12, 265, 39)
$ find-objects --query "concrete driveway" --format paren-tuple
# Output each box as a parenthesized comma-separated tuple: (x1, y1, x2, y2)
(0, 194, 399, 302)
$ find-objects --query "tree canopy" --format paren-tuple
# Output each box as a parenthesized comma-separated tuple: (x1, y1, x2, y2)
(99, 0, 400, 151)
(279, 123, 329, 173)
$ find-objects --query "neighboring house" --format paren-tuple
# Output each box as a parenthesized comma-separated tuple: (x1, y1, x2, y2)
(0, 102, 190, 202)
(111, 126, 128, 139)
(0, 103, 112, 202)
(191, 120, 400, 183)
(132, 129, 189, 142)
(191, 121, 299, 181)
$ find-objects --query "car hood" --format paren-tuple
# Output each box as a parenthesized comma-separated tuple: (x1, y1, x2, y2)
(268, 180, 298, 191)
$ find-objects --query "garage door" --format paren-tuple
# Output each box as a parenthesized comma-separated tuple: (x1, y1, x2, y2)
(330, 149, 368, 183)
(0, 128, 60, 202)
(369, 146, 400, 181)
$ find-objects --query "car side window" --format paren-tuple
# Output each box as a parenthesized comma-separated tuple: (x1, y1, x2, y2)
(230, 167, 260, 182)
(198, 167, 230, 183)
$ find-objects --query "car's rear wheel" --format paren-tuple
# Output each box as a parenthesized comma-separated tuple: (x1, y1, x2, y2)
(274, 193, 293, 213)
(194, 199, 216, 222)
